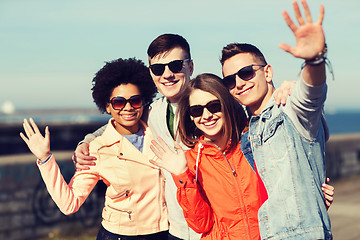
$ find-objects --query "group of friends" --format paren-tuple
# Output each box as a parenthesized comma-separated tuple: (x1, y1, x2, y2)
(20, 1, 335, 239)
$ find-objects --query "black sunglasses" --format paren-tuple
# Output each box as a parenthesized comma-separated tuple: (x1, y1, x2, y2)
(188, 100, 222, 118)
(222, 64, 267, 90)
(108, 95, 143, 110)
(149, 59, 190, 76)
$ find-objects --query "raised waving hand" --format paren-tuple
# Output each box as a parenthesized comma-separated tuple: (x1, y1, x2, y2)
(279, 0, 325, 60)
(149, 137, 188, 176)
(20, 118, 51, 161)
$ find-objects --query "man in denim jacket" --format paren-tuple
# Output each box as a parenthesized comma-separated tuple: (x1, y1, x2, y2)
(221, 0, 332, 239)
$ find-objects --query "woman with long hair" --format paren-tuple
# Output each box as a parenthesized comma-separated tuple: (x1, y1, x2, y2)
(150, 73, 267, 239)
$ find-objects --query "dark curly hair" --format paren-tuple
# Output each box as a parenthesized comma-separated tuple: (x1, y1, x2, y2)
(92, 58, 157, 113)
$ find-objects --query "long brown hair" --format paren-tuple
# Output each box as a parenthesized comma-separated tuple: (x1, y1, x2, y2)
(176, 73, 247, 152)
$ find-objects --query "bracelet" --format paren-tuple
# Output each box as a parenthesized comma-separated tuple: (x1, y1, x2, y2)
(300, 43, 334, 80)
(305, 43, 327, 66)
(37, 153, 52, 165)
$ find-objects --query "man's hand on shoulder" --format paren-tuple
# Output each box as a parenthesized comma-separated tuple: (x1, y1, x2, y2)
(72, 142, 97, 171)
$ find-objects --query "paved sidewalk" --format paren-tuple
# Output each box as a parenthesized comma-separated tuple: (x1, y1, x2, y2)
(328, 175, 360, 240)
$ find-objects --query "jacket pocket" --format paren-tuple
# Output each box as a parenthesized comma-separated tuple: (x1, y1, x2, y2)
(108, 189, 130, 200)
(106, 204, 133, 220)
(262, 114, 284, 143)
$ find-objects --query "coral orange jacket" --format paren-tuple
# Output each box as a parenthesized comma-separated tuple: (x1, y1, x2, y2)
(173, 139, 267, 240)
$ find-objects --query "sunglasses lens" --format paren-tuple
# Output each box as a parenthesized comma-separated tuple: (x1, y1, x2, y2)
(223, 65, 264, 88)
(206, 101, 221, 114)
(110, 95, 143, 110)
(238, 66, 255, 80)
(189, 106, 204, 118)
(111, 97, 126, 110)
(129, 95, 143, 108)
(189, 100, 221, 117)
(150, 60, 186, 76)
(168, 60, 183, 73)
(222, 75, 236, 90)
(150, 64, 165, 76)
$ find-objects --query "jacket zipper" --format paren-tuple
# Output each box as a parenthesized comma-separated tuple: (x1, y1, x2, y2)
(204, 142, 237, 176)
(113, 190, 130, 199)
(107, 204, 132, 220)
(220, 150, 252, 239)
(158, 168, 162, 229)
(223, 151, 237, 177)
(200, 141, 252, 238)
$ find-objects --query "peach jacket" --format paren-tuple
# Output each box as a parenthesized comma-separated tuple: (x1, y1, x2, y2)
(37, 119, 168, 236)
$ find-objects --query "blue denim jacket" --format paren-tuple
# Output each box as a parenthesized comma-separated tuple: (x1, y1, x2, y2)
(241, 103, 332, 240)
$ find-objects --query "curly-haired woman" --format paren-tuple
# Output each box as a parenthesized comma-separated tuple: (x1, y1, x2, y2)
(20, 58, 168, 240)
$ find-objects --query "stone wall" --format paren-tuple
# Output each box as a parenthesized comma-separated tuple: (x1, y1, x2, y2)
(0, 152, 106, 240)
(325, 134, 360, 180)
(1, 120, 360, 239)
(0, 122, 107, 155)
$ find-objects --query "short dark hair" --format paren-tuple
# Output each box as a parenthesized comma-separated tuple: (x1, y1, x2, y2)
(177, 73, 247, 152)
(220, 43, 267, 66)
(92, 58, 157, 113)
(147, 33, 191, 60)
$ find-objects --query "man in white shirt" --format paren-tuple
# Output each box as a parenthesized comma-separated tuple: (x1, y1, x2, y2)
(74, 34, 200, 240)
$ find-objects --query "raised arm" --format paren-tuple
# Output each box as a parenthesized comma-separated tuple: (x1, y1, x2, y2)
(279, 0, 326, 86)
(20, 118, 99, 215)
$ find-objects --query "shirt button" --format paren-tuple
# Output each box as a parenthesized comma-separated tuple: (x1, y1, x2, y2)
(179, 180, 183, 184)
(119, 153, 123, 156)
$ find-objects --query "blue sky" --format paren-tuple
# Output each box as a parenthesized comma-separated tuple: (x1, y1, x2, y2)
(1, 0, 359, 112)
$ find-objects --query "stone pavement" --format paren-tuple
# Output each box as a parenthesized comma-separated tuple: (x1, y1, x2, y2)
(328, 175, 360, 240)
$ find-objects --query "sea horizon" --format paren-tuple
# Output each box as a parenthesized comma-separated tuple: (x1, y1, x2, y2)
(1, 107, 360, 135)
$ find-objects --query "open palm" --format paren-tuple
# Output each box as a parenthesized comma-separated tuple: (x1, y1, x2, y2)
(279, 0, 325, 60)
(149, 137, 188, 176)
(20, 118, 51, 161)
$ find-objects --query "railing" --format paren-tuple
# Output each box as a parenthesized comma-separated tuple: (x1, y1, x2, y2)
(1, 121, 359, 239)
